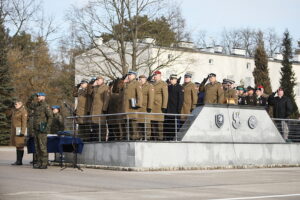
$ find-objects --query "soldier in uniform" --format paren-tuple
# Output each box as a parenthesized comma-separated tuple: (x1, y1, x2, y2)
(200, 73, 224, 104)
(137, 75, 154, 140)
(89, 76, 110, 141)
(181, 72, 198, 121)
(237, 86, 246, 105)
(121, 71, 143, 140)
(9, 100, 28, 165)
(245, 86, 256, 105)
(151, 71, 168, 141)
(74, 79, 89, 140)
(27, 92, 52, 169)
(165, 74, 183, 140)
(223, 79, 237, 104)
(50, 106, 64, 134)
(255, 87, 268, 107)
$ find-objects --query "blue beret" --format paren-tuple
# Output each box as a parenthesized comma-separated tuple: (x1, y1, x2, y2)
(128, 71, 137, 76)
(36, 92, 46, 96)
(51, 105, 60, 109)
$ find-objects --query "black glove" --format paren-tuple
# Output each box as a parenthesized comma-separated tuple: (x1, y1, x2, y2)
(190, 109, 193, 113)
(102, 110, 108, 114)
(161, 108, 167, 113)
(147, 108, 152, 113)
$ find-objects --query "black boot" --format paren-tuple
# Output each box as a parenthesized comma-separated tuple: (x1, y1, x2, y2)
(11, 150, 22, 165)
(11, 150, 18, 165)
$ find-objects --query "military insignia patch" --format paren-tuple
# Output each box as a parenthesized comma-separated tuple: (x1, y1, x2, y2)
(232, 111, 241, 129)
(248, 116, 257, 129)
(215, 114, 224, 128)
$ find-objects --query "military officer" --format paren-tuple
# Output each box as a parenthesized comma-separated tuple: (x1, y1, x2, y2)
(245, 86, 256, 105)
(181, 72, 198, 121)
(151, 71, 168, 141)
(237, 86, 246, 105)
(10, 100, 28, 165)
(165, 74, 183, 140)
(223, 79, 237, 104)
(27, 92, 52, 169)
(89, 76, 110, 141)
(137, 75, 154, 140)
(121, 71, 143, 140)
(201, 73, 224, 104)
(50, 106, 64, 134)
(255, 87, 268, 107)
(74, 79, 89, 140)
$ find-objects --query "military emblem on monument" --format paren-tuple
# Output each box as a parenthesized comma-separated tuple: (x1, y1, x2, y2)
(232, 112, 241, 129)
(215, 114, 224, 128)
(248, 116, 258, 129)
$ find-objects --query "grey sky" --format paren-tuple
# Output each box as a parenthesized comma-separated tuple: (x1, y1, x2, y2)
(43, 0, 300, 44)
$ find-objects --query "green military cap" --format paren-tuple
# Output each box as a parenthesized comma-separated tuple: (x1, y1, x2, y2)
(236, 86, 244, 91)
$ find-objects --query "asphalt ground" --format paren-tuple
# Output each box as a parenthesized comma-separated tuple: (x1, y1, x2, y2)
(0, 146, 300, 200)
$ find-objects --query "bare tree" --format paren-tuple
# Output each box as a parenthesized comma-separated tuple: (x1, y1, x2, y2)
(67, 0, 185, 80)
(264, 28, 281, 57)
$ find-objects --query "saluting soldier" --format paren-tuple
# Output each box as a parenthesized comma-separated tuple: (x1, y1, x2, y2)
(89, 76, 110, 141)
(50, 106, 64, 134)
(165, 74, 183, 140)
(245, 86, 257, 106)
(181, 72, 198, 121)
(9, 100, 28, 165)
(223, 79, 238, 104)
(237, 86, 246, 105)
(74, 79, 89, 140)
(137, 75, 154, 140)
(200, 73, 224, 104)
(121, 71, 143, 140)
(27, 92, 52, 169)
(151, 71, 168, 141)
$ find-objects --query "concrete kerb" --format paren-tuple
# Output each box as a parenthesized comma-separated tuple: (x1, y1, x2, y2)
(49, 162, 300, 172)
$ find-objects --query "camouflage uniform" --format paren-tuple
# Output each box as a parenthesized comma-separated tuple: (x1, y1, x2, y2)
(51, 113, 64, 134)
(27, 95, 53, 168)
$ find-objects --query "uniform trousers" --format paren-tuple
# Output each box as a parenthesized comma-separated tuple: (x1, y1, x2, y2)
(34, 133, 48, 167)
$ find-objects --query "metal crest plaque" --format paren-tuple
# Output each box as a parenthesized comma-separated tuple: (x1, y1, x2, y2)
(215, 114, 224, 128)
(248, 116, 258, 129)
(232, 112, 241, 129)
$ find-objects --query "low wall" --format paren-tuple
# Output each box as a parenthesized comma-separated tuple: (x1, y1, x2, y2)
(64, 141, 300, 170)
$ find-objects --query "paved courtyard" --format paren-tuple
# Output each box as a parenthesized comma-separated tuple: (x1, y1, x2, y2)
(1, 146, 300, 200)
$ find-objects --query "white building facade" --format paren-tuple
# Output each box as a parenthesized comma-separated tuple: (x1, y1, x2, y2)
(75, 40, 300, 107)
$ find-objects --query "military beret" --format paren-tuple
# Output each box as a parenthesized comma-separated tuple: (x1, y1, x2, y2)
(36, 92, 46, 96)
(139, 75, 147, 79)
(236, 86, 244, 91)
(51, 105, 60, 109)
(247, 86, 255, 91)
(153, 70, 161, 75)
(257, 85, 264, 89)
(184, 72, 192, 78)
(169, 74, 178, 79)
(278, 88, 284, 91)
(80, 79, 89, 84)
(128, 71, 137, 76)
(208, 73, 216, 77)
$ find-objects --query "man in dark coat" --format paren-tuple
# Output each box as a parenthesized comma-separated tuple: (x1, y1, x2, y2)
(268, 88, 293, 140)
(164, 74, 183, 140)
(245, 86, 256, 106)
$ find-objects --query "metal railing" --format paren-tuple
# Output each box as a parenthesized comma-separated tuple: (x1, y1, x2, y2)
(64, 112, 193, 142)
(272, 118, 300, 142)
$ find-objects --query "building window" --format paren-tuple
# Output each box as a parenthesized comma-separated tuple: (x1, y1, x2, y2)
(246, 62, 251, 70)
(209, 59, 214, 65)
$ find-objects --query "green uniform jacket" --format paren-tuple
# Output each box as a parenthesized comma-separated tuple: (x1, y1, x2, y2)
(151, 80, 168, 122)
(89, 84, 110, 123)
(27, 97, 53, 134)
(138, 82, 154, 123)
(75, 87, 89, 124)
(203, 82, 224, 104)
(51, 113, 64, 134)
(10, 106, 28, 147)
(121, 80, 143, 119)
(181, 82, 198, 116)
(224, 88, 238, 104)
